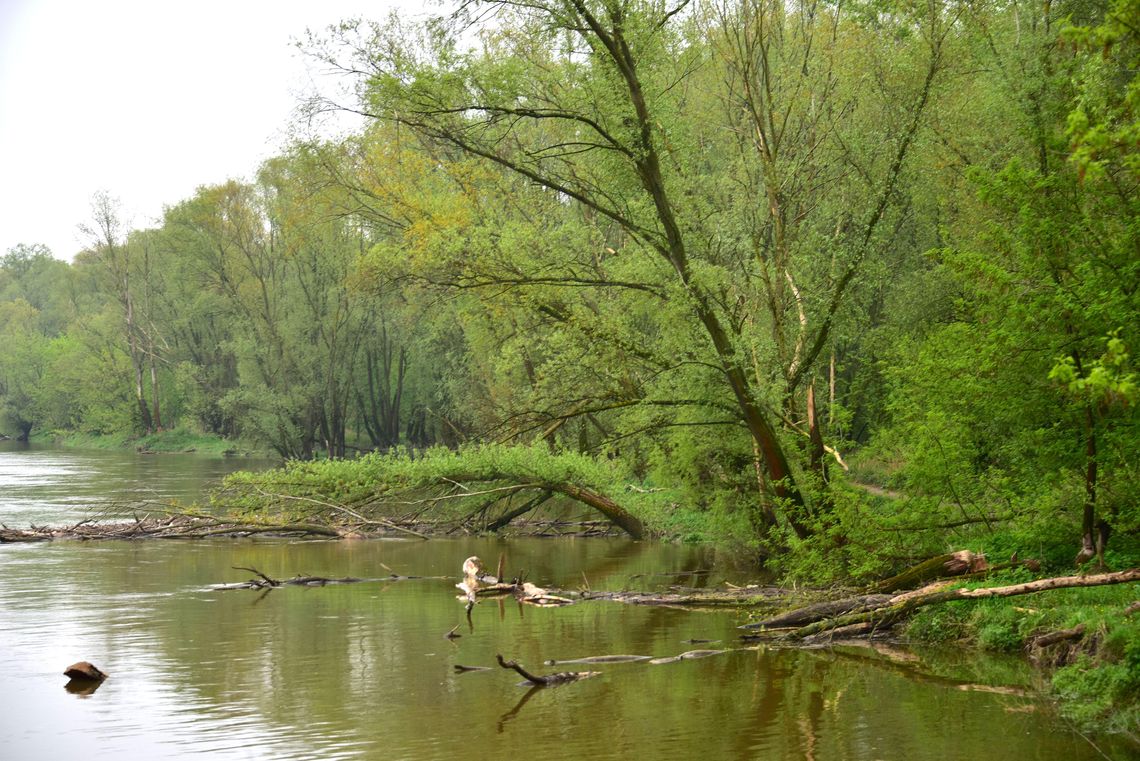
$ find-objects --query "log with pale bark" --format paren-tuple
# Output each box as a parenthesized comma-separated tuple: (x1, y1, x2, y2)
(777, 569, 1140, 641)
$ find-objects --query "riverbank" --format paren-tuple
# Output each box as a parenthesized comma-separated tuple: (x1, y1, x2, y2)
(903, 580, 1140, 737)
(30, 428, 269, 457)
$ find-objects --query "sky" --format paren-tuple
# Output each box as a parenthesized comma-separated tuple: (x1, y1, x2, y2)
(0, 0, 438, 260)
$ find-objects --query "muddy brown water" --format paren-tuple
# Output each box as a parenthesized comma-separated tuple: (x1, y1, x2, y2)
(0, 444, 1132, 760)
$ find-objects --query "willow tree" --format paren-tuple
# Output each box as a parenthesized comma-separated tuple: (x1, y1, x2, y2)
(312, 0, 949, 536)
(78, 192, 157, 433)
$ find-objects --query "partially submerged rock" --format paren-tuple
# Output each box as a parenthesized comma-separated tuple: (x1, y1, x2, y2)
(64, 661, 108, 681)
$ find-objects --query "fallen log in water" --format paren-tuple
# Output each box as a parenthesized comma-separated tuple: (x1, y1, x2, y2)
(585, 587, 786, 609)
(741, 594, 893, 630)
(648, 649, 729, 665)
(210, 566, 445, 591)
(0, 528, 48, 543)
(543, 655, 653, 665)
(2, 514, 346, 541)
(496, 654, 600, 686)
(454, 664, 493, 673)
(226, 566, 363, 589)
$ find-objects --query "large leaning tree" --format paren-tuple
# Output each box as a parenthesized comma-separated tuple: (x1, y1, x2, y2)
(309, 0, 952, 538)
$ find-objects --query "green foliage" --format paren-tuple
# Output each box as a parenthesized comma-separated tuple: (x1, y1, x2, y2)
(1064, 0, 1140, 180)
(1050, 331, 1139, 407)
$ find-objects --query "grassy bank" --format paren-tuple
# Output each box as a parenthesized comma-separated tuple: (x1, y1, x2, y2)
(31, 427, 265, 457)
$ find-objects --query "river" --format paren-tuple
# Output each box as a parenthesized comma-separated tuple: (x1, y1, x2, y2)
(0, 444, 1131, 760)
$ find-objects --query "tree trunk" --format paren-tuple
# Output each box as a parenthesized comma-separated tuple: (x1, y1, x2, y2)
(487, 490, 553, 532)
(807, 381, 827, 483)
(1078, 404, 1099, 565)
(125, 289, 153, 434)
(149, 353, 162, 432)
(555, 483, 644, 540)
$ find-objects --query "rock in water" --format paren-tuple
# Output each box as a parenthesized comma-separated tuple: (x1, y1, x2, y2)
(64, 661, 108, 681)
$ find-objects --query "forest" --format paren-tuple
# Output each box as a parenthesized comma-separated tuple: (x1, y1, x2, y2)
(0, 0, 1136, 574)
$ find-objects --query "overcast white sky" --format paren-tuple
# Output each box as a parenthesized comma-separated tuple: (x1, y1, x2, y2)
(0, 0, 439, 260)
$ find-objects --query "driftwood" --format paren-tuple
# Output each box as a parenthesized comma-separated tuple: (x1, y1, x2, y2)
(453, 664, 493, 673)
(220, 565, 362, 587)
(781, 568, 1140, 641)
(648, 649, 729, 665)
(0, 528, 49, 543)
(495, 654, 599, 686)
(543, 655, 653, 665)
(211, 566, 443, 591)
(456, 556, 576, 608)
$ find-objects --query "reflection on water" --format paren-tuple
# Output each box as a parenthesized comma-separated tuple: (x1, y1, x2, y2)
(0, 447, 1132, 760)
(0, 538, 1132, 761)
(0, 441, 276, 526)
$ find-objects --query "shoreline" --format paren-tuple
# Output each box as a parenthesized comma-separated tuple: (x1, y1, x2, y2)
(22, 429, 270, 458)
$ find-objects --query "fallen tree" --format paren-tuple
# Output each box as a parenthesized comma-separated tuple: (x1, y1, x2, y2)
(216, 444, 649, 539)
(767, 569, 1140, 641)
(0, 513, 345, 542)
(873, 551, 988, 592)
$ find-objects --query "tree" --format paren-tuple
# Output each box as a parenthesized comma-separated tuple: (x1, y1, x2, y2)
(311, 0, 949, 540)
(78, 192, 155, 433)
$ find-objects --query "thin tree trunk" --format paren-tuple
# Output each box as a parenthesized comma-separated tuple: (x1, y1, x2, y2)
(149, 354, 162, 432)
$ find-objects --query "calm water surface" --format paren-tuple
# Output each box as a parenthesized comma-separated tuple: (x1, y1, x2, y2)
(0, 446, 1132, 760)
(0, 441, 275, 526)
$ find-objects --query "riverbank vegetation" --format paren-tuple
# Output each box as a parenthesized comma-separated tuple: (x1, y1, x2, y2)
(28, 427, 258, 456)
(0, 0, 1136, 731)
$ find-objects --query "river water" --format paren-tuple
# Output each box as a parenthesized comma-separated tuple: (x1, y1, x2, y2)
(0, 444, 1132, 760)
